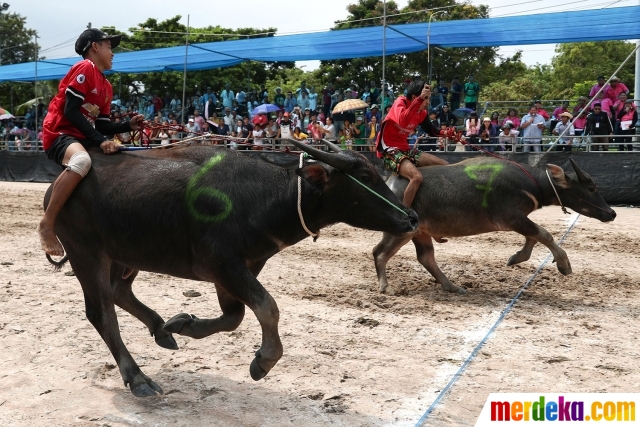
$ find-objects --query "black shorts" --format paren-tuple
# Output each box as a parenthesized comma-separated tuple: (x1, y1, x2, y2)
(45, 135, 98, 166)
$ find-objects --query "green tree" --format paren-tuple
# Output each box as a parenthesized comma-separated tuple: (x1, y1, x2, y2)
(0, 11, 40, 110)
(314, 0, 498, 92)
(107, 16, 294, 103)
(548, 41, 636, 99)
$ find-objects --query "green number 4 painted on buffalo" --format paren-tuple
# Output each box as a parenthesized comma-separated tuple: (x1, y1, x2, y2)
(464, 163, 504, 208)
(186, 154, 233, 223)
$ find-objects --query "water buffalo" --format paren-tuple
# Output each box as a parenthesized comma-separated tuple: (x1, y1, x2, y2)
(373, 157, 616, 294)
(44, 140, 418, 397)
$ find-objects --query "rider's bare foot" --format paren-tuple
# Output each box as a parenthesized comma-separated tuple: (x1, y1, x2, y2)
(37, 221, 64, 256)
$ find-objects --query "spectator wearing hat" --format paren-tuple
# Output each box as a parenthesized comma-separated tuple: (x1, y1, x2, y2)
(498, 121, 519, 151)
(550, 101, 570, 137)
(585, 103, 613, 151)
(277, 112, 293, 144)
(185, 117, 200, 137)
(365, 104, 381, 125)
(552, 112, 575, 152)
(437, 104, 457, 127)
(353, 116, 366, 151)
(604, 76, 629, 103)
(589, 75, 609, 98)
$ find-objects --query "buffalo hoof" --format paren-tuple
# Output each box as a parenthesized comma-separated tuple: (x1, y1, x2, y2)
(507, 254, 518, 266)
(443, 284, 467, 295)
(155, 334, 179, 350)
(163, 313, 197, 335)
(128, 374, 163, 397)
(557, 262, 572, 276)
(249, 350, 268, 381)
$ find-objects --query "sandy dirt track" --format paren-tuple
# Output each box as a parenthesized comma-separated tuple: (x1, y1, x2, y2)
(0, 181, 638, 427)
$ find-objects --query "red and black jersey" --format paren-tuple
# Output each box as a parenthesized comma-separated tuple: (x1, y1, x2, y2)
(42, 59, 113, 150)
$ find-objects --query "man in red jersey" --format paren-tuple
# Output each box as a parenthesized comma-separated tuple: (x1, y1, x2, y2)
(38, 28, 145, 257)
(376, 80, 448, 208)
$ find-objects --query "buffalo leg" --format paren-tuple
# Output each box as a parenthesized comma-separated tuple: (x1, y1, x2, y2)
(507, 236, 537, 266)
(412, 233, 466, 294)
(69, 253, 162, 397)
(163, 284, 246, 339)
(110, 264, 178, 350)
(163, 260, 267, 338)
(170, 261, 282, 381)
(511, 219, 572, 275)
(373, 232, 413, 293)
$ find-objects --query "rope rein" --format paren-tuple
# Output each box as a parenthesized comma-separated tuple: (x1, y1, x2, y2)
(297, 153, 319, 241)
(546, 170, 570, 215)
(345, 174, 409, 216)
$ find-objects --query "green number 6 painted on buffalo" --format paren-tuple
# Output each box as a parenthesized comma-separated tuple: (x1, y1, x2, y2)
(464, 163, 504, 208)
(186, 154, 233, 223)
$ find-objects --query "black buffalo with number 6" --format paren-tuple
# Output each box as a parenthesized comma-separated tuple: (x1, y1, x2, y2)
(44, 140, 417, 397)
(373, 157, 616, 295)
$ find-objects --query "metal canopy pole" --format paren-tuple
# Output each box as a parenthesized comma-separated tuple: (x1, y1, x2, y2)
(381, 0, 386, 116)
(34, 33, 38, 136)
(180, 15, 189, 125)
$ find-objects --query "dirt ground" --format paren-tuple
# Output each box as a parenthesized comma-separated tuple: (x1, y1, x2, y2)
(0, 181, 638, 427)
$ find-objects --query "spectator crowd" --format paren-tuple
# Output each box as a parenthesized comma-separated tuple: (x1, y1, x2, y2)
(1, 73, 637, 152)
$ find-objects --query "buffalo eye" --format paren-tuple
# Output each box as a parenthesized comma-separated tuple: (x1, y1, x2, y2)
(359, 173, 372, 183)
(588, 187, 596, 193)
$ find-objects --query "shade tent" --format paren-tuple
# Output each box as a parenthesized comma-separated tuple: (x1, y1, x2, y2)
(1, 5, 639, 83)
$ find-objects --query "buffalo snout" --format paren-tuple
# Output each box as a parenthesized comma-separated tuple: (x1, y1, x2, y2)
(404, 208, 419, 232)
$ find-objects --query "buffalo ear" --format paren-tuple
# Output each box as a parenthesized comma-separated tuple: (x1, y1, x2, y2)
(297, 164, 329, 193)
(546, 164, 570, 189)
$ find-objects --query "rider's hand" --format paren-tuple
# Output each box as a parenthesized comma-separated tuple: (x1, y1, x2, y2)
(100, 140, 119, 155)
(129, 114, 146, 131)
(420, 84, 431, 100)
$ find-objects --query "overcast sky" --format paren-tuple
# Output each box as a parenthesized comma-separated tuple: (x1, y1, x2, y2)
(12, 0, 639, 70)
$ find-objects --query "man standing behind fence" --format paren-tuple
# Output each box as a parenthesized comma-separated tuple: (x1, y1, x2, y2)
(520, 105, 546, 152)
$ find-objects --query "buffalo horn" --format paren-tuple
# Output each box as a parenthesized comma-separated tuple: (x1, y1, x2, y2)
(569, 158, 590, 183)
(286, 139, 356, 171)
(322, 139, 343, 153)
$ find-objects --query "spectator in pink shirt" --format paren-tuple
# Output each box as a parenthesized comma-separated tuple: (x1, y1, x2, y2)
(612, 92, 629, 118)
(572, 97, 588, 116)
(589, 75, 609, 98)
(594, 91, 614, 118)
(604, 76, 629, 103)
(501, 108, 521, 129)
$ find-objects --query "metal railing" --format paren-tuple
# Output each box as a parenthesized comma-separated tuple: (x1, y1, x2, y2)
(1, 134, 639, 153)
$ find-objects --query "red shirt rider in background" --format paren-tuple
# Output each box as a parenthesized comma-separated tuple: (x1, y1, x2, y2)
(376, 80, 448, 208)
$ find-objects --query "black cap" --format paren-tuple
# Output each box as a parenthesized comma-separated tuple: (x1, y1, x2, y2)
(75, 28, 121, 56)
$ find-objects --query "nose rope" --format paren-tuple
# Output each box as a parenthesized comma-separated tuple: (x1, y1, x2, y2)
(344, 173, 409, 216)
(546, 170, 570, 215)
(545, 170, 613, 216)
(297, 153, 319, 241)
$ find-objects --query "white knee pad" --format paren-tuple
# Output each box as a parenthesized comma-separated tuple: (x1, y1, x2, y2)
(66, 151, 92, 177)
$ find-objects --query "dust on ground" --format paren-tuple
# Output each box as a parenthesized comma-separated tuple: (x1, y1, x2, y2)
(0, 181, 638, 426)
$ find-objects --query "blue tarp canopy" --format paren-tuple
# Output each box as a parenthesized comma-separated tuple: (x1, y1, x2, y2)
(1, 5, 639, 82)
